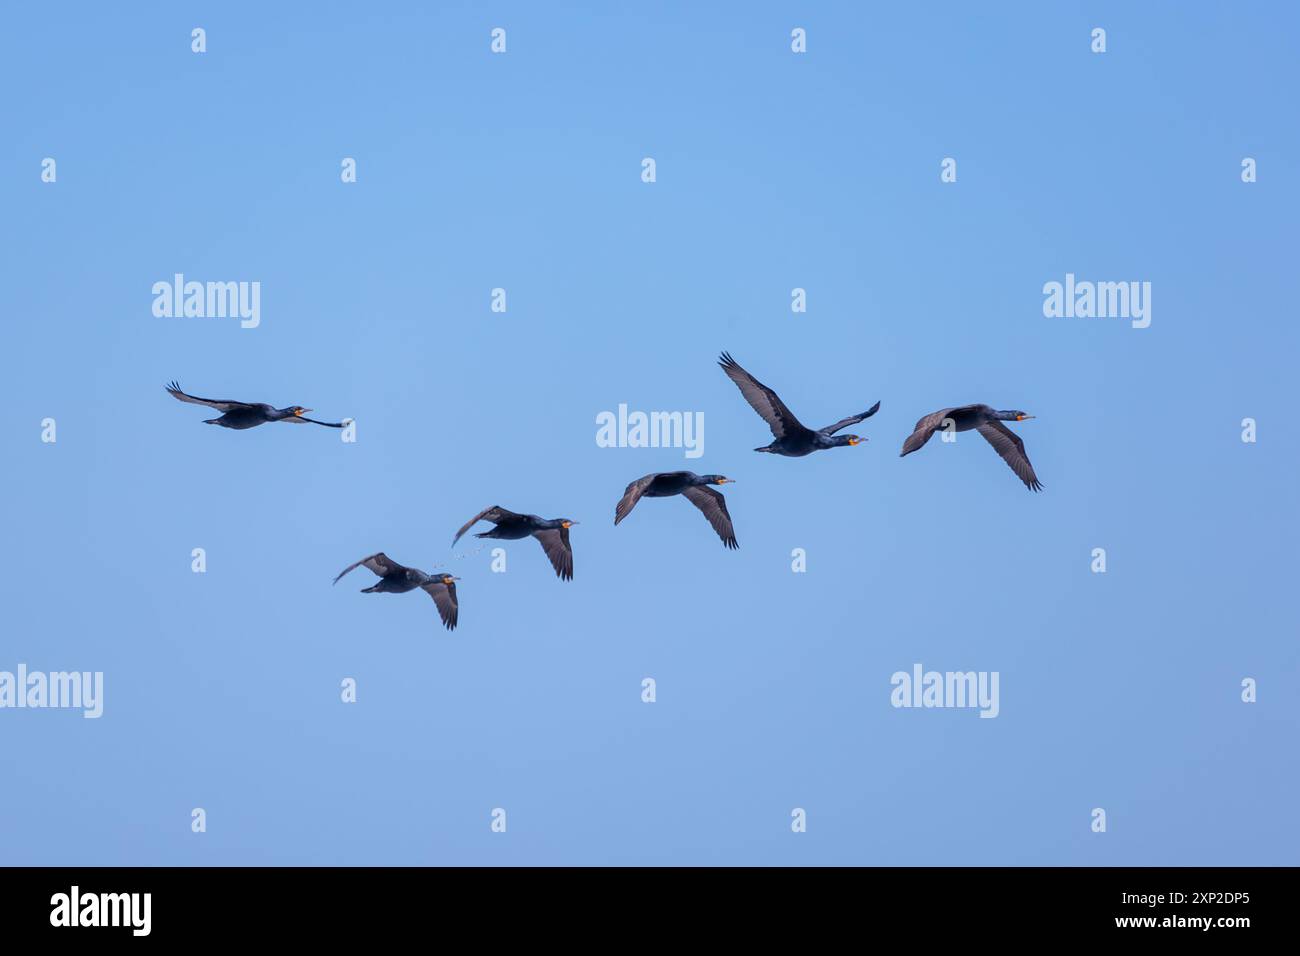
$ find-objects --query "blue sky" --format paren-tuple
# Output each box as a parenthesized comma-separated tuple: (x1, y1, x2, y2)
(1, 1, 1296, 865)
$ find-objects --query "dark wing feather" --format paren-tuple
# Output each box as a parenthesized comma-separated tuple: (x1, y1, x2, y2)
(977, 421, 1043, 492)
(718, 352, 808, 439)
(452, 505, 521, 545)
(295, 415, 346, 428)
(900, 405, 980, 456)
(682, 485, 738, 550)
(165, 381, 254, 412)
(421, 580, 459, 630)
(333, 552, 406, 584)
(820, 401, 882, 435)
(614, 475, 657, 525)
(533, 528, 573, 581)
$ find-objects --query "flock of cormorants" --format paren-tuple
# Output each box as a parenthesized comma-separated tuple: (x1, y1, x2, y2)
(168, 352, 1040, 631)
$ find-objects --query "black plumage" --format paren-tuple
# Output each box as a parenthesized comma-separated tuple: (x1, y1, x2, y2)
(166, 381, 345, 429)
(614, 472, 738, 549)
(718, 352, 879, 457)
(333, 553, 460, 630)
(900, 404, 1042, 491)
(452, 507, 577, 581)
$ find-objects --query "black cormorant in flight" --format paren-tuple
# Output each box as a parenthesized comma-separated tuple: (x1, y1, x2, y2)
(452, 507, 578, 581)
(333, 553, 460, 630)
(718, 352, 880, 457)
(166, 381, 346, 429)
(900, 404, 1042, 491)
(614, 472, 738, 549)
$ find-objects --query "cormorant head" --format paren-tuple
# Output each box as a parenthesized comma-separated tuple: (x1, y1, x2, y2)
(1008, 411, 1035, 422)
(705, 475, 734, 485)
(440, 574, 460, 585)
(843, 434, 865, 446)
(288, 406, 312, 418)
(559, 519, 579, 529)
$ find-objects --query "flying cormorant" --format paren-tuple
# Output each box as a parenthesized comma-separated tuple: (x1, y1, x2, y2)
(614, 472, 738, 549)
(900, 404, 1042, 491)
(333, 553, 460, 630)
(166, 381, 346, 429)
(452, 507, 578, 581)
(718, 352, 880, 456)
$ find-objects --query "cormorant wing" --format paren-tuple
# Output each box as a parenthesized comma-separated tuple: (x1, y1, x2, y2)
(452, 505, 522, 546)
(614, 474, 657, 525)
(718, 352, 808, 439)
(286, 415, 346, 428)
(532, 527, 573, 581)
(421, 580, 458, 631)
(977, 421, 1043, 492)
(165, 381, 255, 412)
(820, 401, 882, 435)
(900, 405, 982, 456)
(682, 485, 738, 550)
(333, 552, 407, 585)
